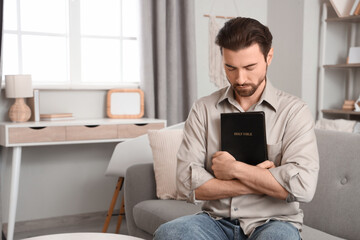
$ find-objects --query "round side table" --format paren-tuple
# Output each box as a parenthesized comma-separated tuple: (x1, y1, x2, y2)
(22, 233, 144, 240)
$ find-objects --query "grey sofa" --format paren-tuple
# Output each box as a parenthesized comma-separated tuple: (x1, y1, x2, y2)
(124, 129, 360, 240)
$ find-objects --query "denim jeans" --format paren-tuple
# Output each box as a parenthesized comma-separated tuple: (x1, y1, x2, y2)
(153, 213, 301, 240)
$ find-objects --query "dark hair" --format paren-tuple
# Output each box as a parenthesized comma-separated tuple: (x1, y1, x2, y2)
(215, 17, 273, 60)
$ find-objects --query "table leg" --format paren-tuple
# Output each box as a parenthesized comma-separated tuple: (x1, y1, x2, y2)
(7, 146, 22, 240)
(102, 177, 123, 233)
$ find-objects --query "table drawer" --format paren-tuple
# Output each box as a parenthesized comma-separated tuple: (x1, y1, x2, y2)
(8, 126, 66, 144)
(117, 122, 165, 138)
(66, 125, 118, 141)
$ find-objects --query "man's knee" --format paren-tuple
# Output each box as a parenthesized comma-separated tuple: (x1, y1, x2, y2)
(154, 215, 200, 240)
(154, 214, 221, 240)
(250, 220, 300, 240)
(153, 220, 180, 240)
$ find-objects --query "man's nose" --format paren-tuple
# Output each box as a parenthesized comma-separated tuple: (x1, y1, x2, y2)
(235, 70, 246, 85)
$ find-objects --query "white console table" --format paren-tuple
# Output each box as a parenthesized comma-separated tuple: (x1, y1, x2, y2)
(0, 118, 166, 240)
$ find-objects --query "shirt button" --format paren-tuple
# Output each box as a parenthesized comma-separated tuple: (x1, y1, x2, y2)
(341, 177, 348, 185)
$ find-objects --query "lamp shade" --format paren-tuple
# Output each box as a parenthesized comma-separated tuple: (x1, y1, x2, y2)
(5, 74, 33, 98)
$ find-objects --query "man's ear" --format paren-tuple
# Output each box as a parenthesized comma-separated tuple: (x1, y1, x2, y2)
(266, 48, 274, 65)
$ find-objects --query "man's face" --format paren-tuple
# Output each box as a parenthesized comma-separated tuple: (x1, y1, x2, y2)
(222, 44, 273, 98)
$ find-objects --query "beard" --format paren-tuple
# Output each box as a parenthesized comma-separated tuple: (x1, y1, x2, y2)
(232, 76, 266, 97)
(229, 63, 268, 97)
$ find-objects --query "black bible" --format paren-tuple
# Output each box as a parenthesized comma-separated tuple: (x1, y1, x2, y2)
(221, 112, 268, 165)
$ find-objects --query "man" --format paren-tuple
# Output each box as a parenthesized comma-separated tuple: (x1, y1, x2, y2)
(154, 17, 319, 240)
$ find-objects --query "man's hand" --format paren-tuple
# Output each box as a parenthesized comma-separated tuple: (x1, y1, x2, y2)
(212, 153, 276, 181)
(257, 160, 275, 169)
(211, 151, 238, 180)
(200, 154, 287, 200)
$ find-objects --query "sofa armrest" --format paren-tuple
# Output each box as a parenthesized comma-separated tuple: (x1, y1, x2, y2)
(301, 129, 360, 240)
(124, 163, 157, 237)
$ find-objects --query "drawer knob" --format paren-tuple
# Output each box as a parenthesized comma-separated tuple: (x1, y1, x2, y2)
(30, 127, 46, 130)
(135, 123, 148, 126)
(84, 125, 100, 128)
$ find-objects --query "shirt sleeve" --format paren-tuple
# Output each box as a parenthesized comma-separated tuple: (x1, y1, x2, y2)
(269, 104, 319, 203)
(176, 102, 214, 203)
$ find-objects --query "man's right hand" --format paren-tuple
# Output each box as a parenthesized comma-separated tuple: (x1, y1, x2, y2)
(256, 160, 275, 169)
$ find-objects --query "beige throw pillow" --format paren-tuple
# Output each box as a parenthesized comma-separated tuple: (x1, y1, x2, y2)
(148, 129, 184, 200)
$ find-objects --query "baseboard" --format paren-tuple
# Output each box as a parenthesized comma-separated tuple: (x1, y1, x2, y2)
(2, 210, 120, 236)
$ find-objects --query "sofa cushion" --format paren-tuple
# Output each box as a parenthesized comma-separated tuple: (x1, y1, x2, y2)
(132, 199, 345, 239)
(301, 225, 345, 240)
(133, 199, 202, 235)
(148, 129, 185, 200)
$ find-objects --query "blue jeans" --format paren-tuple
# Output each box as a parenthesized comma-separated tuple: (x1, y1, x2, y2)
(153, 213, 300, 240)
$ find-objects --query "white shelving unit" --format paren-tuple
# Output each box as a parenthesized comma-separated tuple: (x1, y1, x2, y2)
(317, 2, 360, 120)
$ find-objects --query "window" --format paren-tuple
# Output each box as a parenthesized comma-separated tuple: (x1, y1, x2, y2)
(2, 0, 140, 89)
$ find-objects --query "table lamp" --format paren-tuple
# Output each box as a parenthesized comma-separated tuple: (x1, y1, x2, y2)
(5, 74, 33, 122)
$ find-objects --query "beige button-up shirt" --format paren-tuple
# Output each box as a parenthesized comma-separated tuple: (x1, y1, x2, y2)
(176, 81, 319, 236)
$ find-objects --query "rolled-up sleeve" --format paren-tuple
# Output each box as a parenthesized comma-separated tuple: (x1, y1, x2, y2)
(176, 103, 214, 203)
(269, 104, 319, 203)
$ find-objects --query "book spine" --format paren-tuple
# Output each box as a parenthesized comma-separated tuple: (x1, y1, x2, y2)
(350, 0, 360, 15)
(40, 117, 75, 121)
(355, 2, 360, 15)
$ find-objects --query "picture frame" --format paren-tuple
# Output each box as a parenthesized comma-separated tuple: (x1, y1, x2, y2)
(106, 89, 144, 119)
(348, 46, 360, 64)
(330, 0, 356, 17)
(355, 96, 360, 112)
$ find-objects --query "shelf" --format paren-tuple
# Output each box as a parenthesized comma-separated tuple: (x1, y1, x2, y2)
(323, 63, 360, 69)
(318, 3, 360, 120)
(326, 15, 360, 23)
(322, 109, 360, 115)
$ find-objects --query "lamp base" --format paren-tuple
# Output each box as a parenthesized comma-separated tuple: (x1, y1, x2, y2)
(9, 98, 32, 122)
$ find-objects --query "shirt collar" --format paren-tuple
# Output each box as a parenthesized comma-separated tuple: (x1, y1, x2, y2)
(217, 85, 234, 106)
(216, 80, 278, 112)
(258, 80, 278, 112)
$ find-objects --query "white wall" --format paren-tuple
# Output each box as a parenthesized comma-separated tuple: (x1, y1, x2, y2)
(267, 0, 305, 98)
(39, 90, 108, 119)
(267, 0, 321, 117)
(301, 0, 322, 116)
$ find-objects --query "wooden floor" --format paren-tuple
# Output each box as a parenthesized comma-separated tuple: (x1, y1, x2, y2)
(2, 211, 128, 240)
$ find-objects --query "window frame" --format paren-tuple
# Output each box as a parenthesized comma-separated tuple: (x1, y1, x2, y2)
(2, 0, 140, 90)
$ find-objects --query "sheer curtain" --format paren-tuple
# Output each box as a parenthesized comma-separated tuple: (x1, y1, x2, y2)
(0, 0, 3, 237)
(139, 0, 197, 126)
(0, 0, 2, 93)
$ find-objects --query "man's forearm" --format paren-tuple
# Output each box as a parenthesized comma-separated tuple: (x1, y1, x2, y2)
(194, 178, 261, 200)
(211, 152, 288, 200)
(233, 163, 288, 200)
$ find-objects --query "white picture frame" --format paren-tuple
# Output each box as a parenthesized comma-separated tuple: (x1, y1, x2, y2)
(106, 89, 144, 119)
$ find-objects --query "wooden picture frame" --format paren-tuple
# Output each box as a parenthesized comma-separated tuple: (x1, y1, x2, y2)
(107, 89, 144, 119)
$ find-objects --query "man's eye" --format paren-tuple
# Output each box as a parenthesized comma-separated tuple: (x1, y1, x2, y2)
(246, 67, 255, 71)
(226, 67, 236, 72)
